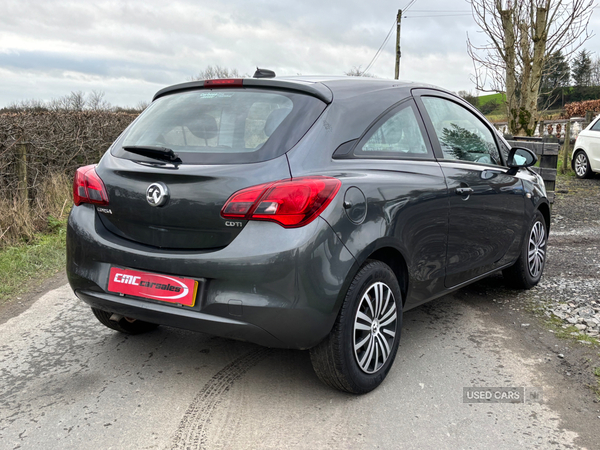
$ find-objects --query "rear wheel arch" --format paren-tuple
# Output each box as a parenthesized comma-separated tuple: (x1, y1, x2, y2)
(571, 148, 585, 170)
(537, 202, 551, 234)
(331, 243, 409, 322)
(573, 149, 593, 178)
(340, 243, 409, 304)
(366, 247, 409, 306)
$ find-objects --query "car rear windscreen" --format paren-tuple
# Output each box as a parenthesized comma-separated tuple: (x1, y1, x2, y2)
(112, 88, 327, 164)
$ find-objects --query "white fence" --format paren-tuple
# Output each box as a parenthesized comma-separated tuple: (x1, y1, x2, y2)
(493, 117, 590, 140)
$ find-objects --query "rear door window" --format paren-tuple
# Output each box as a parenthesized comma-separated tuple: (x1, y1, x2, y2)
(113, 89, 326, 164)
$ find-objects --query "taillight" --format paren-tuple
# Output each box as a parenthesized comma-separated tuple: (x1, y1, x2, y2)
(221, 176, 341, 228)
(73, 165, 109, 206)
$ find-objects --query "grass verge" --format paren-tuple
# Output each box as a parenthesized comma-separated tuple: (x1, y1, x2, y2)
(0, 222, 67, 306)
(525, 301, 600, 399)
(544, 314, 600, 347)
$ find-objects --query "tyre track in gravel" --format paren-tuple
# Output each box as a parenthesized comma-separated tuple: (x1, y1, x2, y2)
(203, 349, 358, 450)
(171, 348, 273, 450)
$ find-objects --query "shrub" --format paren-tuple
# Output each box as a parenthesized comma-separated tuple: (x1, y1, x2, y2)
(564, 99, 600, 117)
(0, 110, 138, 247)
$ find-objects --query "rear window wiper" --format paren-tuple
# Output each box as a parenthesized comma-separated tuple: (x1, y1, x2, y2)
(122, 145, 181, 162)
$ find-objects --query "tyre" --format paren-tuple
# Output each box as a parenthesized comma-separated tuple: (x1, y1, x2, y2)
(92, 307, 159, 334)
(310, 260, 402, 394)
(573, 150, 593, 179)
(503, 210, 547, 289)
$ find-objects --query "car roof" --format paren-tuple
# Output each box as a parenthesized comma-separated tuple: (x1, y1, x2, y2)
(280, 76, 439, 100)
(152, 76, 451, 104)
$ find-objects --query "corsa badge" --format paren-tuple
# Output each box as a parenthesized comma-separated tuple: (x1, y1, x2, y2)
(146, 182, 169, 207)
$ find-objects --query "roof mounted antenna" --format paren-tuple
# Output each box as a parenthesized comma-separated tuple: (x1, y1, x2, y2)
(253, 68, 276, 79)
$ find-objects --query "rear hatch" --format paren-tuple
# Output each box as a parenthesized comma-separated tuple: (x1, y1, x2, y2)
(97, 85, 328, 250)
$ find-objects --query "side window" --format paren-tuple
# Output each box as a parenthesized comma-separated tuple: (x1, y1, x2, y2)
(354, 102, 431, 159)
(422, 97, 501, 165)
(590, 119, 600, 131)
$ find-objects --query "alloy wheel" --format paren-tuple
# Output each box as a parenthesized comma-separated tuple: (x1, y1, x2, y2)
(353, 282, 397, 374)
(575, 153, 588, 177)
(528, 220, 546, 279)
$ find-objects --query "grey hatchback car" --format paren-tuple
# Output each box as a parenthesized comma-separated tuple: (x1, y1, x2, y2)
(67, 76, 550, 393)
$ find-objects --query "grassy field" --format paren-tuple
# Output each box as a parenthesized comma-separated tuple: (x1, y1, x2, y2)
(0, 221, 67, 305)
(478, 92, 506, 106)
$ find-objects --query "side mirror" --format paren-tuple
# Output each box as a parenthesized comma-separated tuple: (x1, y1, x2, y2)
(506, 147, 537, 175)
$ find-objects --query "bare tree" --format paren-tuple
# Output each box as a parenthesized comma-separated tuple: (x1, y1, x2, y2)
(345, 66, 376, 77)
(87, 90, 112, 111)
(135, 100, 150, 112)
(191, 65, 241, 80)
(468, 0, 594, 136)
(49, 91, 88, 111)
(3, 99, 48, 112)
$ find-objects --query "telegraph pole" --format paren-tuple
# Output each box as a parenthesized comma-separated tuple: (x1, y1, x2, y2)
(394, 9, 402, 80)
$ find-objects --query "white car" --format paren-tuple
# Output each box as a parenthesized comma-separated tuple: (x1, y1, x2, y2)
(572, 117, 600, 178)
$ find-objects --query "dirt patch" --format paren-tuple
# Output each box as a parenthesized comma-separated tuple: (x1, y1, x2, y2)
(0, 271, 67, 326)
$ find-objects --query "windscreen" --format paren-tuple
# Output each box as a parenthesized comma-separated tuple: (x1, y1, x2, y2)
(113, 88, 327, 164)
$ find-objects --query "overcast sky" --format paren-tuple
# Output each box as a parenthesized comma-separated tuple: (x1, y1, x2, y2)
(1, 0, 599, 108)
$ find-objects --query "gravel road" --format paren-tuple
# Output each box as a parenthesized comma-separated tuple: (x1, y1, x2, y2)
(0, 174, 599, 450)
(534, 175, 600, 338)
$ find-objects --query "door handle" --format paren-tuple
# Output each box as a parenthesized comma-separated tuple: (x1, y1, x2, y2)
(455, 187, 474, 195)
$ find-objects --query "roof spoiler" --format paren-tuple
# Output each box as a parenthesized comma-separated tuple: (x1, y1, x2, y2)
(152, 79, 333, 103)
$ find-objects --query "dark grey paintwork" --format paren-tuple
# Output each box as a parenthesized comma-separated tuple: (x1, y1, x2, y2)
(94, 154, 291, 249)
(67, 76, 550, 349)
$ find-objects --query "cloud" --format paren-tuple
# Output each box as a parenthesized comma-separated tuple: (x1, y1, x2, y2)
(1, 0, 597, 107)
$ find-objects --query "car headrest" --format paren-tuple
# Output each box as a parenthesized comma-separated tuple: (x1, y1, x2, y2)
(186, 114, 219, 140)
(264, 108, 291, 137)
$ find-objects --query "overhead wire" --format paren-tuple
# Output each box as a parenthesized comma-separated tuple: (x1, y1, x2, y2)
(403, 0, 419, 12)
(362, 19, 396, 74)
(362, 2, 474, 73)
(409, 10, 471, 13)
(404, 14, 472, 18)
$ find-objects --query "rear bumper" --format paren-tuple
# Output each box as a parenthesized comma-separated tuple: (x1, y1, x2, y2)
(67, 204, 357, 349)
(74, 288, 282, 347)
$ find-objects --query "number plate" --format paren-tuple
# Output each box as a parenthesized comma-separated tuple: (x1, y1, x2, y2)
(107, 267, 198, 307)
